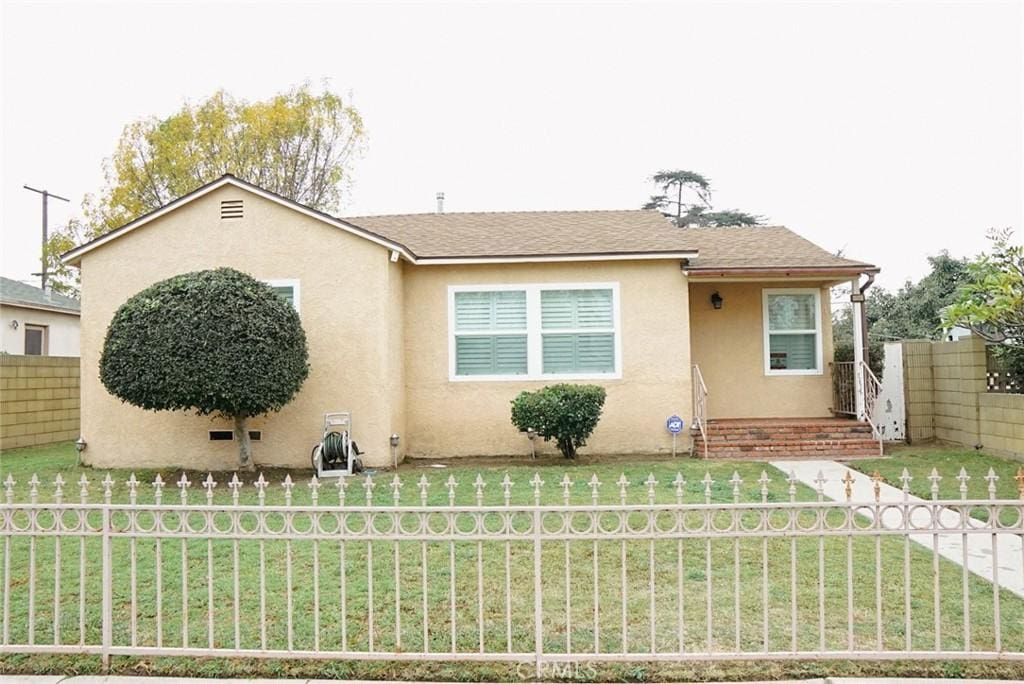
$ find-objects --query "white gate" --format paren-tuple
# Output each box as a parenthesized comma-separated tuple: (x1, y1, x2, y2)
(872, 342, 906, 441)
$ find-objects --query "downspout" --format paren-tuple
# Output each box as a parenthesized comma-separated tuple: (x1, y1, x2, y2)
(857, 272, 875, 366)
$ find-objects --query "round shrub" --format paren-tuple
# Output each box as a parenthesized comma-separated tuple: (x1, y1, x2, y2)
(510, 384, 607, 459)
(100, 267, 310, 469)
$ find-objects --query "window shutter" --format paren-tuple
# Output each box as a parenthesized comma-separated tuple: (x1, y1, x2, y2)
(543, 333, 615, 374)
(541, 289, 612, 330)
(456, 335, 527, 375)
(767, 294, 815, 331)
(455, 291, 526, 331)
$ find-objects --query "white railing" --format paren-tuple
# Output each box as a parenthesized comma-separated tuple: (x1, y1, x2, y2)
(1, 468, 1023, 667)
(692, 364, 708, 458)
(860, 360, 884, 456)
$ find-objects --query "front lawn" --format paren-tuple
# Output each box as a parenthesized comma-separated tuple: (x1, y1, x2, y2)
(1, 441, 1023, 682)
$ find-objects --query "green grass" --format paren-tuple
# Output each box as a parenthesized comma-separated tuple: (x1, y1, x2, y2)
(1, 441, 1023, 681)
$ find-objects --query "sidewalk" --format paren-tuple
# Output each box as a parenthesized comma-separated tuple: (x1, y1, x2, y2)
(772, 459, 1024, 598)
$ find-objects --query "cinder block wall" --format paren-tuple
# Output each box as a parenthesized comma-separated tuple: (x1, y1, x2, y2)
(0, 355, 80, 450)
(901, 337, 1024, 458)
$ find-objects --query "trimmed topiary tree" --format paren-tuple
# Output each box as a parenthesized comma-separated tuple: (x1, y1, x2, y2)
(510, 384, 607, 459)
(100, 268, 310, 470)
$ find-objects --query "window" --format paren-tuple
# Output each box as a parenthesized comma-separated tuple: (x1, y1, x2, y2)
(263, 279, 300, 312)
(763, 289, 822, 375)
(24, 325, 47, 356)
(449, 283, 621, 380)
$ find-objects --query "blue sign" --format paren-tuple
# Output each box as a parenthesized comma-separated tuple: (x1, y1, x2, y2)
(666, 415, 684, 434)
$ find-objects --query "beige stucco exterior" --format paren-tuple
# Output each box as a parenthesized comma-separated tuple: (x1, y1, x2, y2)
(688, 280, 835, 419)
(73, 184, 844, 470)
(78, 185, 404, 470)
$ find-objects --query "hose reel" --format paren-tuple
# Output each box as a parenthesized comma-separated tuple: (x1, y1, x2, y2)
(311, 412, 364, 477)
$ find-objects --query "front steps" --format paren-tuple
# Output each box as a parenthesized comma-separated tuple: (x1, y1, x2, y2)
(692, 417, 881, 459)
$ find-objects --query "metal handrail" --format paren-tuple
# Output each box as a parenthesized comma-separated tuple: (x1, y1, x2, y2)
(859, 360, 884, 456)
(692, 364, 709, 458)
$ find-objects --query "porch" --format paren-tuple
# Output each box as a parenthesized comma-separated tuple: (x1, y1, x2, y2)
(690, 416, 880, 459)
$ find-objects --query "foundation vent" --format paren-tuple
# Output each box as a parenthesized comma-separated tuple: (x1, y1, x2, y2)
(221, 199, 244, 220)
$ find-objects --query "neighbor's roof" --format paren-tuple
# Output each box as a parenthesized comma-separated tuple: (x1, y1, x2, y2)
(0, 276, 80, 315)
(60, 174, 876, 273)
(340, 210, 700, 261)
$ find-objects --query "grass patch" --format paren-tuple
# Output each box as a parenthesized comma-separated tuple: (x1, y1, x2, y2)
(1, 441, 1023, 679)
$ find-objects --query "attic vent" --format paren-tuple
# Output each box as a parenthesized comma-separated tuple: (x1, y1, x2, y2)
(221, 199, 244, 220)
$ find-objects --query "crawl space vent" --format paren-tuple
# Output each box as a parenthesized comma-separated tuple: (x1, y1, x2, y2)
(221, 199, 243, 220)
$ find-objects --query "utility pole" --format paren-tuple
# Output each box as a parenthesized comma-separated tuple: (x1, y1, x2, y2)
(23, 185, 70, 292)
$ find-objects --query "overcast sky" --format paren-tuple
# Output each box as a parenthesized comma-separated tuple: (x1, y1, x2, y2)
(1, 1, 1021, 291)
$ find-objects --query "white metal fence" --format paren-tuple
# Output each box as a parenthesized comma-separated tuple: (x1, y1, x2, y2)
(1, 468, 1023, 667)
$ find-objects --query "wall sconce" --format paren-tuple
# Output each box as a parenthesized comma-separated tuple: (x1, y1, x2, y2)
(710, 292, 723, 310)
(9, 320, 18, 330)
(526, 428, 537, 459)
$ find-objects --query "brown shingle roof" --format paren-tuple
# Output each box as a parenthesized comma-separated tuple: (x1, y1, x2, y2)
(340, 210, 695, 259)
(341, 210, 875, 271)
(678, 226, 875, 271)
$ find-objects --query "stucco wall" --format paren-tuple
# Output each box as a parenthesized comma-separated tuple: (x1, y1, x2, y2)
(901, 337, 1024, 458)
(0, 304, 80, 356)
(0, 355, 80, 449)
(77, 185, 403, 470)
(688, 281, 835, 418)
(402, 261, 692, 458)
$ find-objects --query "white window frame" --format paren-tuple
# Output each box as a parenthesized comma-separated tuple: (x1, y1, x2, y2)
(263, 278, 301, 313)
(762, 287, 823, 376)
(448, 282, 622, 382)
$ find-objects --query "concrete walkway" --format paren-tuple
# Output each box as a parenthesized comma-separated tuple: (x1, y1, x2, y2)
(771, 459, 1024, 598)
(2, 678, 1020, 684)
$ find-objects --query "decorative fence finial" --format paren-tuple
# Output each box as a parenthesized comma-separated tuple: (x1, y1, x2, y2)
(3, 474, 15, 504)
(474, 473, 486, 506)
(928, 468, 941, 501)
(335, 475, 349, 505)
(308, 475, 321, 505)
(530, 472, 545, 505)
(702, 472, 714, 504)
(102, 473, 114, 504)
(588, 474, 601, 504)
(645, 473, 658, 504)
(177, 473, 191, 504)
(729, 471, 742, 503)
(813, 470, 826, 500)
(674, 472, 687, 504)
(758, 470, 770, 504)
(787, 470, 798, 502)
(228, 473, 242, 505)
(255, 472, 268, 504)
(1015, 466, 1024, 500)
(870, 470, 883, 502)
(898, 468, 912, 500)
(203, 473, 217, 504)
(985, 468, 999, 499)
(361, 475, 374, 506)
(152, 474, 163, 504)
(418, 474, 430, 506)
(53, 473, 65, 504)
(391, 475, 404, 506)
(282, 474, 294, 505)
(127, 473, 139, 505)
(79, 474, 90, 503)
(616, 473, 629, 505)
(842, 470, 854, 502)
(501, 473, 513, 506)
(957, 467, 970, 500)
(560, 473, 573, 505)
(446, 475, 458, 506)
(28, 474, 39, 504)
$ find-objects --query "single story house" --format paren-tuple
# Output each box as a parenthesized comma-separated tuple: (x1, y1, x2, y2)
(62, 175, 879, 470)
(0, 277, 80, 356)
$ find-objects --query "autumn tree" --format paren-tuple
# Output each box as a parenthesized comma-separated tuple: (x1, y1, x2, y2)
(46, 84, 365, 295)
(642, 169, 765, 227)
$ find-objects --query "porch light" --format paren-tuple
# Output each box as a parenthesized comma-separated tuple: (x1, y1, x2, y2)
(390, 433, 400, 469)
(710, 292, 723, 309)
(526, 428, 537, 459)
(75, 437, 87, 453)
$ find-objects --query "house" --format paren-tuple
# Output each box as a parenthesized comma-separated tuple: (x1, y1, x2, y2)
(62, 175, 879, 469)
(0, 277, 80, 356)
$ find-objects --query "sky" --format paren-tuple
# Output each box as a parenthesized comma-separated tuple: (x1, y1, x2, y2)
(1, 0, 1021, 291)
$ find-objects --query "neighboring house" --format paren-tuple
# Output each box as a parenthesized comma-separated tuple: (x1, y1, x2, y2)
(62, 175, 879, 470)
(0, 277, 80, 356)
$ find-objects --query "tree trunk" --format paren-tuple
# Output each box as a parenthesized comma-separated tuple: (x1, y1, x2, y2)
(234, 414, 254, 471)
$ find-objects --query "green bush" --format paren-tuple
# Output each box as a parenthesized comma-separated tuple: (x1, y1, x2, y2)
(510, 384, 607, 459)
(100, 268, 310, 469)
